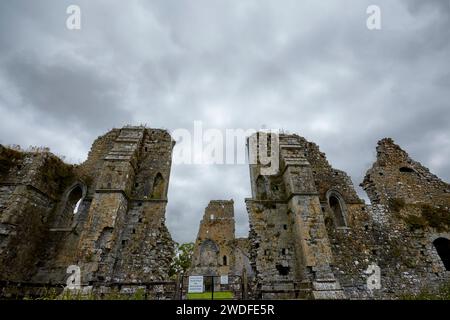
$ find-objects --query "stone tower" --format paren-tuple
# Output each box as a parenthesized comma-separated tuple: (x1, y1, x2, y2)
(76, 126, 175, 283)
(189, 200, 252, 278)
(190, 200, 235, 277)
(246, 132, 347, 299)
(0, 126, 176, 287)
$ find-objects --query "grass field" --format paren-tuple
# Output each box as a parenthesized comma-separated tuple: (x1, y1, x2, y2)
(187, 291, 234, 300)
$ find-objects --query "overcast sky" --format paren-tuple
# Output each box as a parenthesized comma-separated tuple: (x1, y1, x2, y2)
(0, 0, 449, 243)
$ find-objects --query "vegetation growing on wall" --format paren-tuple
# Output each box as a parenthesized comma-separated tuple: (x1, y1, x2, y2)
(389, 197, 450, 232)
(0, 145, 23, 175)
(22, 287, 149, 300)
(421, 204, 450, 231)
(401, 282, 450, 300)
(41, 155, 75, 193)
(403, 214, 427, 230)
(403, 204, 450, 232)
(169, 242, 194, 279)
(388, 198, 405, 212)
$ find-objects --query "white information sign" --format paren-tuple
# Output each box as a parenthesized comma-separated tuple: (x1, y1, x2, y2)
(188, 276, 204, 293)
(220, 275, 229, 285)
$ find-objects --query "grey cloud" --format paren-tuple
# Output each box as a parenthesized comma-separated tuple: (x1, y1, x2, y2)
(3, 54, 131, 128)
(0, 0, 449, 243)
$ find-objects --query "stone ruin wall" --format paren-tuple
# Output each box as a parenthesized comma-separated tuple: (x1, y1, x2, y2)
(189, 200, 252, 278)
(0, 126, 176, 298)
(1, 127, 449, 300)
(358, 138, 450, 298)
(327, 137, 450, 299)
(0, 145, 74, 282)
(246, 133, 450, 299)
(233, 238, 253, 279)
(246, 133, 346, 299)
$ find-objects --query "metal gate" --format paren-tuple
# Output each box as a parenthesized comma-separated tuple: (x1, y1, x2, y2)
(179, 275, 244, 300)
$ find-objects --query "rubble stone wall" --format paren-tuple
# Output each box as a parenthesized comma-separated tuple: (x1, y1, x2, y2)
(246, 133, 450, 299)
(190, 200, 252, 279)
(1, 129, 449, 300)
(0, 126, 175, 294)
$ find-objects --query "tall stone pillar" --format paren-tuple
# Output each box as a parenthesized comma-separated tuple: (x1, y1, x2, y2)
(77, 127, 144, 283)
(281, 146, 345, 299)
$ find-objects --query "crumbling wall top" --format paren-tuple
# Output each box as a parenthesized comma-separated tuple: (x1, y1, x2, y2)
(362, 138, 450, 206)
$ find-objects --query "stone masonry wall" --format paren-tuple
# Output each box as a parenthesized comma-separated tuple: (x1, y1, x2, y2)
(0, 126, 176, 294)
(246, 133, 450, 299)
(2, 130, 449, 300)
(190, 200, 237, 276)
(246, 133, 345, 299)
(0, 146, 75, 282)
(359, 138, 450, 298)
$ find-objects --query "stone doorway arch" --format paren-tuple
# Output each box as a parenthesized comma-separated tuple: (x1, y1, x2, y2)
(433, 237, 450, 271)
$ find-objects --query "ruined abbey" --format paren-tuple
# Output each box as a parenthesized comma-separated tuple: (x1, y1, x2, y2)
(0, 127, 175, 297)
(1, 126, 449, 299)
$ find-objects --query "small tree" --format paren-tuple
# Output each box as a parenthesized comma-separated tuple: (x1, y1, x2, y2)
(169, 242, 194, 279)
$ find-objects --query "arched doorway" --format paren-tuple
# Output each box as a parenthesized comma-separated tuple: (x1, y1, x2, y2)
(327, 192, 347, 227)
(433, 237, 450, 271)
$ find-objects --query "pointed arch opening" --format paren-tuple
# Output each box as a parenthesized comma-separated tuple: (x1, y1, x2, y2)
(54, 182, 87, 229)
(326, 190, 347, 227)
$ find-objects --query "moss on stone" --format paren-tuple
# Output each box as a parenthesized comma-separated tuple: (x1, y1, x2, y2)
(401, 282, 450, 300)
(41, 155, 75, 192)
(390, 245, 403, 258)
(388, 198, 405, 212)
(400, 203, 449, 232)
(404, 214, 427, 230)
(0, 146, 24, 175)
(421, 204, 450, 231)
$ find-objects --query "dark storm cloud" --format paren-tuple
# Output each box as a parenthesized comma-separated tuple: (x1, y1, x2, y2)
(3, 54, 130, 128)
(0, 0, 449, 242)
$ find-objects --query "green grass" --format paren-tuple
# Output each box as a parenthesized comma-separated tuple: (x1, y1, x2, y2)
(187, 291, 234, 300)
